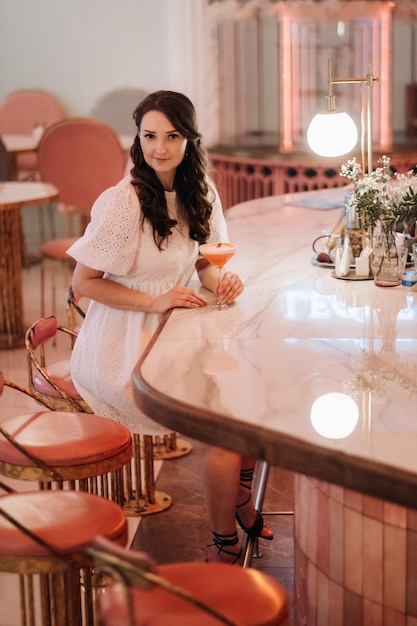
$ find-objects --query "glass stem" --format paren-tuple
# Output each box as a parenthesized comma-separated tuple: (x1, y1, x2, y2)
(216, 267, 222, 305)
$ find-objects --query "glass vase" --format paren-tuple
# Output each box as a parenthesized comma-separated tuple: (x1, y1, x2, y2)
(370, 229, 407, 287)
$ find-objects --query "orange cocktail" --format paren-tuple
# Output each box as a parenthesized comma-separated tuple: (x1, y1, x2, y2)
(199, 242, 237, 309)
(199, 243, 236, 268)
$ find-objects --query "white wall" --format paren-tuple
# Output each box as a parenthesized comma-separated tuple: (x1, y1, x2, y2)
(2, 0, 412, 148)
(0, 0, 172, 117)
(0, 0, 218, 141)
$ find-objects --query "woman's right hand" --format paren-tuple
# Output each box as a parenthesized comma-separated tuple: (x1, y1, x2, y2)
(151, 285, 207, 313)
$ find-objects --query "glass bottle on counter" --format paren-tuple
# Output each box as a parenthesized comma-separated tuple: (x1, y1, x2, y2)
(334, 232, 352, 277)
(345, 191, 363, 259)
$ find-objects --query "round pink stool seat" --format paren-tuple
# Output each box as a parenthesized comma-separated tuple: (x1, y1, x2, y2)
(0, 490, 127, 566)
(100, 561, 289, 626)
(0, 410, 132, 482)
(33, 359, 83, 399)
(0, 490, 127, 625)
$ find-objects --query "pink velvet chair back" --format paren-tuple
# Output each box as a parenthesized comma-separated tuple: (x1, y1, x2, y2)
(38, 117, 126, 210)
(0, 89, 65, 135)
(0, 89, 65, 177)
(26, 315, 58, 350)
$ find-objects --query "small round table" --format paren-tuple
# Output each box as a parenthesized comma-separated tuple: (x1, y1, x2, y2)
(0, 181, 58, 348)
(2, 134, 40, 180)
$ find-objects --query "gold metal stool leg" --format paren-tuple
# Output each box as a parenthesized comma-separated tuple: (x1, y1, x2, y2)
(152, 432, 193, 460)
(122, 434, 172, 516)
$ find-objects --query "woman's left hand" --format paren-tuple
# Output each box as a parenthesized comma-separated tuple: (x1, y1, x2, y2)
(217, 271, 244, 304)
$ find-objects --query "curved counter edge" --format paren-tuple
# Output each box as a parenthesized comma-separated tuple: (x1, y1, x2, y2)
(132, 316, 417, 512)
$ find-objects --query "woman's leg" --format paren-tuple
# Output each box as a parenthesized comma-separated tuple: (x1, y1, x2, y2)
(201, 446, 242, 563)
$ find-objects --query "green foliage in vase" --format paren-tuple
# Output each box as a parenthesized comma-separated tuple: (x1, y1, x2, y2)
(340, 155, 417, 236)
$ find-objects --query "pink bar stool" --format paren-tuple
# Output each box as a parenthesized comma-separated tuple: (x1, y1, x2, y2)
(25, 315, 91, 412)
(0, 489, 127, 626)
(89, 537, 290, 626)
(0, 371, 132, 505)
(25, 312, 176, 516)
(24, 317, 173, 515)
(0, 410, 132, 500)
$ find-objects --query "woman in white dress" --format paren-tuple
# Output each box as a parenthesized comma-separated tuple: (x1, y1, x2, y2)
(68, 91, 272, 563)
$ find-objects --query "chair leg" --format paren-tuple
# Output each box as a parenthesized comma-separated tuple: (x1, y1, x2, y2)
(40, 258, 46, 319)
(37, 205, 46, 245)
(19, 574, 33, 626)
(152, 432, 193, 460)
(40, 257, 57, 341)
(121, 434, 172, 516)
(41, 257, 74, 324)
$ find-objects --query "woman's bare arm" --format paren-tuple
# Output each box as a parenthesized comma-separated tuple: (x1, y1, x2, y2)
(72, 263, 207, 314)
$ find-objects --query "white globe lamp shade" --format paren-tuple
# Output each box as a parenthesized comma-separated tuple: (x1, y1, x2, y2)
(310, 392, 359, 439)
(307, 111, 358, 158)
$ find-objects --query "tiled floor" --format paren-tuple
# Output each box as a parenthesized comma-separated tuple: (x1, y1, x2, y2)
(0, 202, 295, 624)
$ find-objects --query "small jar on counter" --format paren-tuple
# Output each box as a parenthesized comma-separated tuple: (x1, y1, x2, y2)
(401, 270, 417, 287)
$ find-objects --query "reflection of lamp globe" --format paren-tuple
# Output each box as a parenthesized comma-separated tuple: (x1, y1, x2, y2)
(310, 392, 359, 439)
(307, 111, 358, 157)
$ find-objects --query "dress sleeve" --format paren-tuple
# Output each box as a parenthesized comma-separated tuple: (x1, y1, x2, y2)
(66, 179, 141, 276)
(207, 183, 229, 243)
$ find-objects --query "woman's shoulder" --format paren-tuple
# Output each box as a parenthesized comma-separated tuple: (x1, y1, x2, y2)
(111, 174, 137, 198)
(88, 176, 140, 228)
(94, 175, 138, 207)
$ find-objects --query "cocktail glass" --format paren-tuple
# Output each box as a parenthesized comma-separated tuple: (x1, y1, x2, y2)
(199, 242, 237, 310)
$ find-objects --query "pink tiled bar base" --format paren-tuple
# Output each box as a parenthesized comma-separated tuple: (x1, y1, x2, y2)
(294, 474, 417, 626)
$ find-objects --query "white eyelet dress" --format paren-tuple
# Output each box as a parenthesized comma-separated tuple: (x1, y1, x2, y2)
(67, 175, 227, 435)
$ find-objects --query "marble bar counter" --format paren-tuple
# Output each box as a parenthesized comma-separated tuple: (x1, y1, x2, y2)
(133, 185, 417, 510)
(133, 186, 417, 624)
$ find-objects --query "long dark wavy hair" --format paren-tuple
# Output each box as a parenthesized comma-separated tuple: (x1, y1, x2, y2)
(130, 90, 214, 249)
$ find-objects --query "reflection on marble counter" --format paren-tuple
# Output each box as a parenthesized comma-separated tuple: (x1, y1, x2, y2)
(134, 187, 417, 509)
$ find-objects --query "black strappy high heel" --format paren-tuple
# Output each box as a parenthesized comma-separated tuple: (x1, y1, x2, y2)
(206, 531, 241, 565)
(235, 467, 273, 540)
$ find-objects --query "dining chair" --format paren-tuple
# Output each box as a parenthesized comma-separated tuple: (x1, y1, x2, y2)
(38, 116, 126, 234)
(90, 86, 147, 136)
(0, 90, 65, 264)
(0, 487, 128, 626)
(37, 117, 127, 317)
(88, 536, 290, 626)
(0, 89, 65, 180)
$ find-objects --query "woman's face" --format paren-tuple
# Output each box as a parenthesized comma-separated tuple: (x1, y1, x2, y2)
(139, 110, 187, 191)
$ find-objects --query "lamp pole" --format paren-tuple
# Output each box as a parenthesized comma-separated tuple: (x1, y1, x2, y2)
(326, 60, 378, 173)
